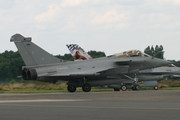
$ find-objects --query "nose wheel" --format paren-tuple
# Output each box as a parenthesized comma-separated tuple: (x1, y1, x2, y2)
(124, 74, 141, 91)
(132, 85, 140, 91)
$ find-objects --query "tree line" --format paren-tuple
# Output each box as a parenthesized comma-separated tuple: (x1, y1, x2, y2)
(0, 45, 180, 82)
(144, 45, 164, 59)
(144, 45, 180, 67)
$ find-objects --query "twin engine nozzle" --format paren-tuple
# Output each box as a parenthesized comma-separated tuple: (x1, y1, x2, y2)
(22, 68, 37, 80)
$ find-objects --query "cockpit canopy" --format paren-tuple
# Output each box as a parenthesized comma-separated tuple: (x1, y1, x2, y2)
(113, 50, 151, 58)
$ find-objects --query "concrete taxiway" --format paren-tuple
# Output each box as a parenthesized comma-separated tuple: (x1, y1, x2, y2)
(0, 90, 180, 120)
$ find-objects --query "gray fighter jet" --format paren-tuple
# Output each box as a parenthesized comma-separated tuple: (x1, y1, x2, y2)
(67, 44, 180, 91)
(10, 34, 171, 92)
(135, 64, 180, 90)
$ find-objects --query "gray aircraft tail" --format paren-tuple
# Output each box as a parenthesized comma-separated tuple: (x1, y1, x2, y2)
(10, 34, 62, 66)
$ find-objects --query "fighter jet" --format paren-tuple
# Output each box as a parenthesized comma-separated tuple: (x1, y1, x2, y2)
(136, 64, 180, 90)
(67, 44, 180, 91)
(10, 34, 171, 92)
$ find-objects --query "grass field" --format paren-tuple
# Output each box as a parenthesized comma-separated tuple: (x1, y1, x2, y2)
(0, 80, 180, 93)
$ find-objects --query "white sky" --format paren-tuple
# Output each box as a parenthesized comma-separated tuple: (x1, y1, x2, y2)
(0, 0, 180, 60)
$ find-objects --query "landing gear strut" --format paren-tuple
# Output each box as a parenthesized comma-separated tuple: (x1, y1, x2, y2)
(124, 74, 141, 91)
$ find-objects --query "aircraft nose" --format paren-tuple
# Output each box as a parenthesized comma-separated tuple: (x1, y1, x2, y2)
(173, 67, 180, 75)
(154, 59, 172, 67)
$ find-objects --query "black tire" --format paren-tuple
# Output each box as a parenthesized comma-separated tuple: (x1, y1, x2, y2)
(121, 85, 127, 91)
(135, 85, 140, 91)
(132, 86, 136, 91)
(113, 88, 120, 91)
(82, 83, 91, 92)
(67, 85, 76, 92)
(154, 86, 158, 90)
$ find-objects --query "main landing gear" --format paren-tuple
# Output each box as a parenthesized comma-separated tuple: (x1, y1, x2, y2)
(67, 85, 76, 92)
(67, 83, 92, 93)
(82, 83, 91, 92)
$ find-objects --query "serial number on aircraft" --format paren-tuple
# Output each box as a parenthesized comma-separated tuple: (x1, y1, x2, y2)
(56, 67, 69, 70)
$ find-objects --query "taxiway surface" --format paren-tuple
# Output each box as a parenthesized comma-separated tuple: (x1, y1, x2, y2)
(0, 90, 180, 120)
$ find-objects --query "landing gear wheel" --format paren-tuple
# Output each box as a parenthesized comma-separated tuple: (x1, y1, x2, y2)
(67, 85, 76, 92)
(82, 83, 91, 92)
(121, 85, 127, 91)
(135, 85, 140, 91)
(132, 85, 140, 91)
(114, 88, 120, 91)
(132, 86, 135, 91)
(154, 85, 158, 90)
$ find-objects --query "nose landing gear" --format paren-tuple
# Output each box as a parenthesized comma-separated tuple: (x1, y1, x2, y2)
(124, 74, 141, 91)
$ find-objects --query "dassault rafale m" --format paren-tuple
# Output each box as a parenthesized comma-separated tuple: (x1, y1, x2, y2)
(11, 34, 171, 92)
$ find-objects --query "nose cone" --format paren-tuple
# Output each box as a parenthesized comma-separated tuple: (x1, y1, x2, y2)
(153, 58, 172, 68)
(171, 67, 180, 75)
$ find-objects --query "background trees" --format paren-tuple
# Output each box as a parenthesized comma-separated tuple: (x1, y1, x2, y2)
(144, 45, 164, 59)
(88, 50, 106, 58)
(0, 51, 25, 81)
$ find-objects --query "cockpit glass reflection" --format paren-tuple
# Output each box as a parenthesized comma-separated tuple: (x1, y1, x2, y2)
(113, 50, 151, 58)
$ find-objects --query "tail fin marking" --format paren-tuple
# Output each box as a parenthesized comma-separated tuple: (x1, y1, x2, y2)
(66, 44, 92, 61)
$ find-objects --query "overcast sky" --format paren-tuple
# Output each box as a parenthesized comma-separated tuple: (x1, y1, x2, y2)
(0, 0, 180, 60)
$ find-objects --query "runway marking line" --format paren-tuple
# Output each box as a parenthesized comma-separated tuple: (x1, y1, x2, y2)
(0, 99, 86, 103)
(0, 102, 180, 111)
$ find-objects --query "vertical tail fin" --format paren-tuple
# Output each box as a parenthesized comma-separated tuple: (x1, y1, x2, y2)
(10, 34, 62, 66)
(66, 44, 92, 61)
